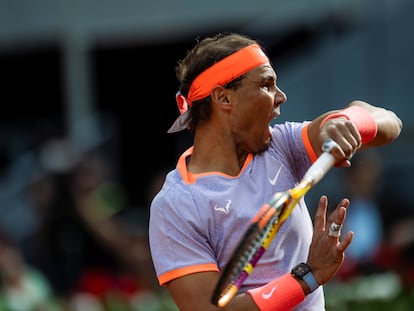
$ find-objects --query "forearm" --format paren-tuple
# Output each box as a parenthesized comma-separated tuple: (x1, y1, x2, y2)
(168, 272, 307, 311)
(307, 100, 402, 157)
(348, 100, 402, 147)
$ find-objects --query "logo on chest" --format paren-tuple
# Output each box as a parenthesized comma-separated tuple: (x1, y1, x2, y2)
(268, 166, 282, 186)
(214, 199, 232, 214)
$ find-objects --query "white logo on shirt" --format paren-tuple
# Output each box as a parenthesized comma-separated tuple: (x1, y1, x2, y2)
(268, 166, 282, 186)
(262, 284, 279, 300)
(214, 200, 232, 214)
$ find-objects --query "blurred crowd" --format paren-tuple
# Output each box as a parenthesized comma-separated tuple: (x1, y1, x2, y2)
(333, 150, 414, 285)
(0, 136, 413, 311)
(0, 136, 177, 311)
(324, 150, 414, 309)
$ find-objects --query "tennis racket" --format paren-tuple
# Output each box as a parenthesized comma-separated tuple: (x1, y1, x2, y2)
(211, 139, 339, 307)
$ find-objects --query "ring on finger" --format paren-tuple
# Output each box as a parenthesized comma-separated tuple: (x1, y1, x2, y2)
(328, 222, 342, 237)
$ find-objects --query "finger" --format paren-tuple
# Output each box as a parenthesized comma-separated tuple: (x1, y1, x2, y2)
(346, 121, 362, 149)
(329, 198, 350, 224)
(337, 231, 354, 252)
(337, 159, 352, 168)
(314, 195, 328, 232)
(342, 120, 362, 147)
(327, 125, 360, 159)
(327, 199, 350, 238)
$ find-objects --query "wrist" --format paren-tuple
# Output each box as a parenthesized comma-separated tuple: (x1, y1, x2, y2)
(291, 263, 320, 294)
(320, 105, 378, 144)
(247, 273, 305, 311)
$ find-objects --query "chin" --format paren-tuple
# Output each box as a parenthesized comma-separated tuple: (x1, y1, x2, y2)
(257, 142, 270, 153)
(265, 136, 272, 147)
(260, 134, 272, 151)
(267, 126, 272, 141)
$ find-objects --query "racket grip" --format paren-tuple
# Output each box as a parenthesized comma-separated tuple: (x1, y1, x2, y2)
(302, 139, 338, 185)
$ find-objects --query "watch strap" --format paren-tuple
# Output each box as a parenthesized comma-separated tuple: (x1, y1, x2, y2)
(303, 271, 319, 293)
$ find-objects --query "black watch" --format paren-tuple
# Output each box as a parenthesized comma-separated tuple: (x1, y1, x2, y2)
(291, 263, 319, 293)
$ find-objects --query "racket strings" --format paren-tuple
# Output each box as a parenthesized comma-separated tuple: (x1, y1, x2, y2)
(216, 193, 292, 293)
(214, 189, 307, 304)
(212, 140, 337, 307)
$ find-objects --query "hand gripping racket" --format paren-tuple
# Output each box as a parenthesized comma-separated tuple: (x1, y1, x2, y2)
(211, 139, 339, 307)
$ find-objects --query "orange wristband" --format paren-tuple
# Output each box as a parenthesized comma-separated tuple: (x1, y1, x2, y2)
(320, 106, 378, 144)
(247, 273, 305, 311)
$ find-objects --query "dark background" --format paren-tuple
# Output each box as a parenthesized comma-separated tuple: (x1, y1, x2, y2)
(0, 0, 413, 250)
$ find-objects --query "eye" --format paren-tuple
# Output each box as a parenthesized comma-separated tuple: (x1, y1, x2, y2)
(262, 85, 270, 91)
(262, 80, 276, 92)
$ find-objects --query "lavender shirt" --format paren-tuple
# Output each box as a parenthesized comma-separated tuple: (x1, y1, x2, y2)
(149, 121, 325, 310)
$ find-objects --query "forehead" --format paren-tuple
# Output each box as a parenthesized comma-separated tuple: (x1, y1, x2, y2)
(246, 64, 276, 79)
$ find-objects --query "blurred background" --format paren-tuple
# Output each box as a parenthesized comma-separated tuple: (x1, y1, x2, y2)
(0, 0, 413, 310)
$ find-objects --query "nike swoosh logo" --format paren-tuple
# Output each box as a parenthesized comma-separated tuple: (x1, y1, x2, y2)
(268, 166, 282, 186)
(262, 284, 279, 299)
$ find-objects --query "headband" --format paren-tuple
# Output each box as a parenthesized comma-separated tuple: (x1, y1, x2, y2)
(168, 44, 270, 133)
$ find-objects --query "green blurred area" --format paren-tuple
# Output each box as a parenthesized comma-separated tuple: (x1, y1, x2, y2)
(325, 272, 414, 311)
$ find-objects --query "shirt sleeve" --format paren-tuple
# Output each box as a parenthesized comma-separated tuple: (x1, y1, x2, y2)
(270, 121, 313, 180)
(149, 182, 218, 285)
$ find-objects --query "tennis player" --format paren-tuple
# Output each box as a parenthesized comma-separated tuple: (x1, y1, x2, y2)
(149, 32, 402, 310)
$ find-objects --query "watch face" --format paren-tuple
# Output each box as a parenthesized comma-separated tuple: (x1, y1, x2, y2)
(292, 263, 311, 279)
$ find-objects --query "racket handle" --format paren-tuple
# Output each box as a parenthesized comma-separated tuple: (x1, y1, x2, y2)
(302, 139, 338, 186)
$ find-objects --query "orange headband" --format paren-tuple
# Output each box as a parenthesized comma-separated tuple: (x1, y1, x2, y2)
(176, 44, 269, 111)
(188, 44, 269, 102)
(169, 44, 269, 133)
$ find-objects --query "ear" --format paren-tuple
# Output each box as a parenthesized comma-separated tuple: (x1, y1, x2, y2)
(210, 85, 232, 109)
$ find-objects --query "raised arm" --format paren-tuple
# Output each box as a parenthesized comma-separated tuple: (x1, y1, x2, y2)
(307, 100, 402, 166)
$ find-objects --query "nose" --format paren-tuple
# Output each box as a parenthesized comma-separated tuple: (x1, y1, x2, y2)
(275, 87, 287, 105)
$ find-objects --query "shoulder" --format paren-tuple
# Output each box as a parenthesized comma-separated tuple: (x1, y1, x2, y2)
(269, 121, 308, 153)
(151, 169, 188, 210)
(271, 121, 307, 137)
(267, 121, 312, 178)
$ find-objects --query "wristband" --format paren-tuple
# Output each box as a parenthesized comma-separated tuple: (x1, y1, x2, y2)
(320, 106, 378, 144)
(247, 273, 305, 311)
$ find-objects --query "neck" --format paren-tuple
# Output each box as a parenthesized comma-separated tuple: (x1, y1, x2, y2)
(188, 129, 248, 176)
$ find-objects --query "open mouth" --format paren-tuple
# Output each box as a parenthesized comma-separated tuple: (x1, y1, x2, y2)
(270, 109, 279, 121)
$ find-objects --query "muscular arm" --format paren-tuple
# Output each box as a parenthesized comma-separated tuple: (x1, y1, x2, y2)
(352, 100, 402, 147)
(307, 100, 402, 162)
(167, 272, 258, 311)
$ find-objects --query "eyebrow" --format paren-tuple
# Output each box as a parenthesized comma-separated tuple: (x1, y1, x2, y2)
(244, 73, 276, 86)
(263, 74, 277, 82)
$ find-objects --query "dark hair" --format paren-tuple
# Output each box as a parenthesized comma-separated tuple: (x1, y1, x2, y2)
(176, 32, 263, 131)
